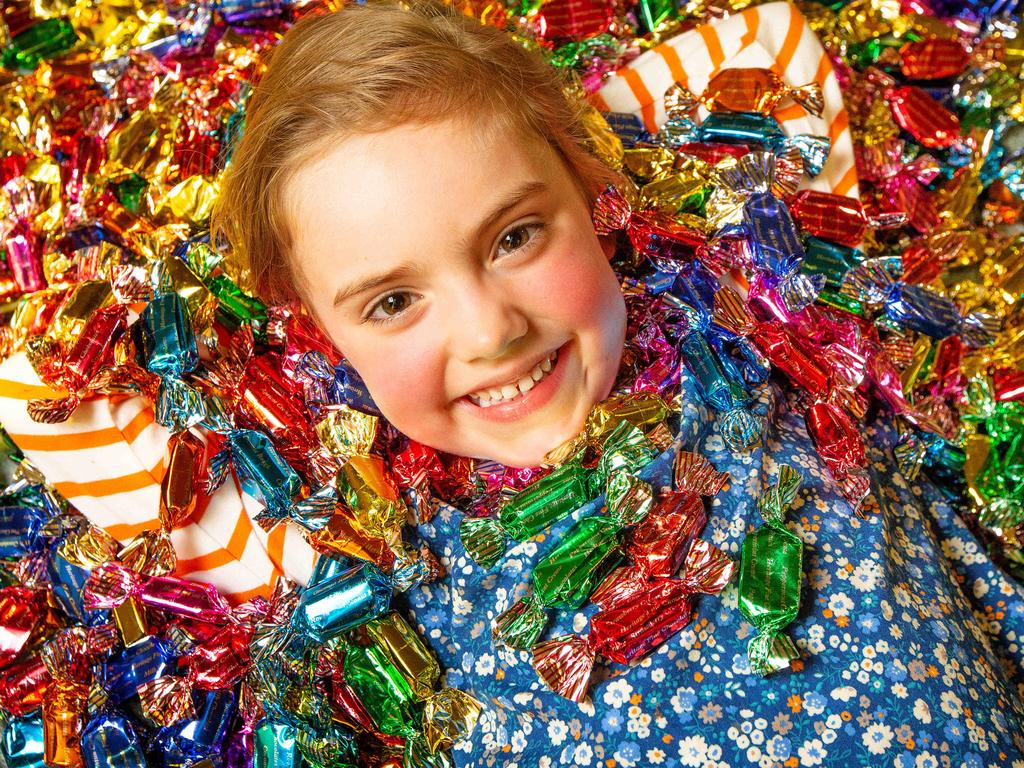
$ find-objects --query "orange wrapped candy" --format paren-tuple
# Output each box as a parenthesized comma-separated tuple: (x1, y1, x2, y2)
(679, 67, 825, 117)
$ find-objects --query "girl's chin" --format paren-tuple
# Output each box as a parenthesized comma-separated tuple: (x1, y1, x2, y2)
(468, 409, 593, 467)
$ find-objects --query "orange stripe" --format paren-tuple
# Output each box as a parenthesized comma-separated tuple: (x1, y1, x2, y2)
(772, 4, 806, 76)
(122, 407, 155, 444)
(105, 518, 160, 540)
(814, 51, 831, 88)
(6, 425, 127, 451)
(697, 24, 726, 71)
(655, 43, 688, 89)
(774, 103, 806, 123)
(620, 68, 657, 132)
(588, 91, 611, 111)
(0, 378, 67, 400)
(57, 469, 155, 498)
(740, 6, 760, 48)
(266, 523, 287, 573)
(175, 506, 255, 573)
(223, 567, 281, 606)
(833, 165, 858, 196)
(829, 110, 849, 146)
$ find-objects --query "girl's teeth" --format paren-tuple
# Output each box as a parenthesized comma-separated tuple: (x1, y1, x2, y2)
(469, 351, 558, 407)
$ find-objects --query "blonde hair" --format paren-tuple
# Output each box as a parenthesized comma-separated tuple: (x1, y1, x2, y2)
(212, 0, 621, 304)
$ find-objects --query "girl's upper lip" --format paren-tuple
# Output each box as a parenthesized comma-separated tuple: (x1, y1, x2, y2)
(460, 344, 562, 399)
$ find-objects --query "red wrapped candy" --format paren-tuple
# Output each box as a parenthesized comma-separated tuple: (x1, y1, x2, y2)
(888, 85, 961, 149)
(787, 190, 869, 247)
(540, 0, 614, 40)
(899, 39, 969, 80)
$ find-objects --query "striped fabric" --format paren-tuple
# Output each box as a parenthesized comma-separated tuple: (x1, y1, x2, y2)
(0, 3, 856, 600)
(592, 1, 859, 199)
(0, 353, 316, 603)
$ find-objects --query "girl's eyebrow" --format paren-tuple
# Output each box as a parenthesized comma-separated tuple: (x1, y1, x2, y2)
(457, 179, 549, 250)
(332, 180, 549, 309)
(333, 262, 417, 308)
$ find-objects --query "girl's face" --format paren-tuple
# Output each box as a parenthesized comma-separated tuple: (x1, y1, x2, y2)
(285, 114, 626, 467)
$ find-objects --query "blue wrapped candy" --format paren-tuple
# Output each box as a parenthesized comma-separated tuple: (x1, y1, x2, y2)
(81, 710, 146, 768)
(842, 257, 999, 347)
(203, 397, 336, 531)
(140, 291, 205, 433)
(0, 714, 44, 768)
(291, 562, 392, 643)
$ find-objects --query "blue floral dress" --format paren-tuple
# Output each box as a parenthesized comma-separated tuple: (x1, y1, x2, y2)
(404, 374, 1024, 767)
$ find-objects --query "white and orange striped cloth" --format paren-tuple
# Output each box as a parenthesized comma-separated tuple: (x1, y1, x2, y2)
(0, 353, 316, 603)
(590, 1, 859, 199)
(0, 1, 857, 601)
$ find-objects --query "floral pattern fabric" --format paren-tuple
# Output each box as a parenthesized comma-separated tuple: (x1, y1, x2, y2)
(404, 377, 1024, 767)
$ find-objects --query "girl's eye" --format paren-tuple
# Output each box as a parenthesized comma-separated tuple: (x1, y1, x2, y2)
(496, 222, 544, 258)
(365, 291, 418, 324)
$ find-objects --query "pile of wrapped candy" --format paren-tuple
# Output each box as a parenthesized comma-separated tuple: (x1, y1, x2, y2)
(0, 0, 1022, 764)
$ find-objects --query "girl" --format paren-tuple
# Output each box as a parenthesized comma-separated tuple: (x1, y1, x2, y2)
(211, 2, 1024, 766)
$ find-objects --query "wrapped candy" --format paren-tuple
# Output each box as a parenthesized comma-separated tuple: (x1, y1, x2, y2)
(716, 152, 826, 311)
(592, 183, 706, 261)
(291, 562, 392, 643)
(460, 398, 670, 567)
(842, 258, 999, 347)
(899, 38, 970, 80)
(84, 562, 231, 624)
(657, 90, 832, 177)
(591, 451, 728, 602)
(460, 459, 594, 567)
(344, 611, 481, 757)
(673, 67, 825, 117)
(888, 85, 962, 149)
(532, 539, 733, 702)
(203, 397, 336, 532)
(27, 304, 129, 423)
(787, 189, 903, 248)
(139, 291, 205, 433)
(738, 465, 803, 675)
(80, 710, 147, 768)
(491, 467, 654, 648)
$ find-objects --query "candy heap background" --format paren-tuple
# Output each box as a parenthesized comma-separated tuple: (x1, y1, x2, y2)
(0, 0, 1021, 765)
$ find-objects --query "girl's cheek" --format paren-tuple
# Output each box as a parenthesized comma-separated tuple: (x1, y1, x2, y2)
(353, 337, 448, 418)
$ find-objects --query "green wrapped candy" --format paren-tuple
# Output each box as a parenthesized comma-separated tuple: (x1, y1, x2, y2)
(460, 420, 649, 568)
(492, 471, 654, 649)
(1, 19, 78, 71)
(343, 642, 421, 737)
(253, 720, 307, 768)
(802, 236, 863, 290)
(738, 465, 803, 675)
(207, 273, 268, 333)
(366, 611, 440, 699)
(460, 460, 594, 568)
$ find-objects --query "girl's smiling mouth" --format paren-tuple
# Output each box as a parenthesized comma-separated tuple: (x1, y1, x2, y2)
(455, 340, 572, 423)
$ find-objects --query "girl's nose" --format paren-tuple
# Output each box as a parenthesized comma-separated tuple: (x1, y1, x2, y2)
(447, 279, 529, 363)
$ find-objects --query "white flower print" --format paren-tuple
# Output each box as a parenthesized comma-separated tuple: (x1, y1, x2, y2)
(547, 719, 567, 747)
(678, 735, 708, 767)
(862, 723, 893, 754)
(797, 737, 827, 765)
(940, 690, 963, 717)
(603, 678, 633, 708)
(475, 653, 495, 675)
(913, 698, 931, 723)
(827, 592, 854, 617)
(572, 743, 593, 765)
